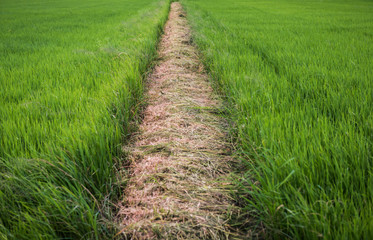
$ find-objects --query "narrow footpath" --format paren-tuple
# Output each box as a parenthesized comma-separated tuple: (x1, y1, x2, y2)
(117, 2, 242, 239)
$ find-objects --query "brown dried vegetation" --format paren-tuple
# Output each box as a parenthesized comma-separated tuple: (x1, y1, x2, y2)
(116, 3, 244, 239)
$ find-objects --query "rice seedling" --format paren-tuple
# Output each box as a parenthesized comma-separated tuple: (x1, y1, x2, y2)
(0, 0, 170, 238)
(182, 0, 373, 238)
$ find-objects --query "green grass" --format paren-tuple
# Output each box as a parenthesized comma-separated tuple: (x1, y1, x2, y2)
(182, 0, 373, 238)
(0, 0, 170, 238)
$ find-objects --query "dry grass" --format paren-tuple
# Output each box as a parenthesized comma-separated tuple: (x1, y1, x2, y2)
(116, 3, 248, 239)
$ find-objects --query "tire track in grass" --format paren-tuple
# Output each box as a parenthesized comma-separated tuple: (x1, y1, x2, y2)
(116, 2, 246, 239)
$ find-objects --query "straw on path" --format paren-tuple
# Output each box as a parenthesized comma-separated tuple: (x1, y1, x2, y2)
(117, 2, 243, 239)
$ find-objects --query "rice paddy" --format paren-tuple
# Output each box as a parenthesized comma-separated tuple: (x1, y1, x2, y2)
(1, 0, 372, 238)
(0, 0, 169, 238)
(182, 0, 373, 238)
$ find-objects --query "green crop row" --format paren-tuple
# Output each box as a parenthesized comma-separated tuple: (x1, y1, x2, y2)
(182, 0, 373, 238)
(0, 0, 170, 238)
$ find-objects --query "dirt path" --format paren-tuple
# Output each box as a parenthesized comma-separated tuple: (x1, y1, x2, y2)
(116, 2, 241, 239)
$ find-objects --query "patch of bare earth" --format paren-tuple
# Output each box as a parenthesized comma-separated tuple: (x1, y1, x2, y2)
(116, 2, 244, 239)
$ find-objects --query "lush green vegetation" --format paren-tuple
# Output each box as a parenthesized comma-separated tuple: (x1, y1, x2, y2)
(182, 0, 373, 238)
(0, 0, 169, 238)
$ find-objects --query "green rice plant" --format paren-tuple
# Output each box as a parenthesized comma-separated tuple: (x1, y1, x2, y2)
(182, 0, 373, 238)
(0, 0, 170, 238)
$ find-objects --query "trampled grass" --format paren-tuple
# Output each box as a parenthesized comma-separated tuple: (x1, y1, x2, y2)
(182, 0, 373, 238)
(0, 0, 170, 238)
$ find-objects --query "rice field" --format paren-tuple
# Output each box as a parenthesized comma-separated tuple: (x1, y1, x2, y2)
(182, 0, 373, 238)
(0, 0, 169, 238)
(1, 0, 373, 238)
